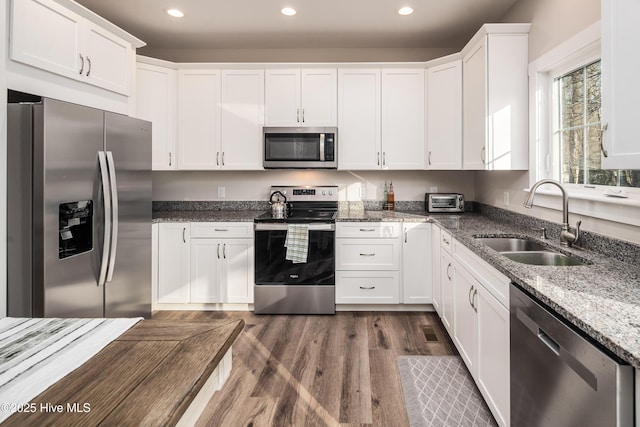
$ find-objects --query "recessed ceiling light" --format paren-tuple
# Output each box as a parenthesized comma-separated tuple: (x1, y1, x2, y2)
(166, 8, 184, 18)
(398, 6, 414, 15)
(281, 7, 297, 16)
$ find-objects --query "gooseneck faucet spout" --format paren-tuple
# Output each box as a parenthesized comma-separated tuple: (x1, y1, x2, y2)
(523, 179, 581, 247)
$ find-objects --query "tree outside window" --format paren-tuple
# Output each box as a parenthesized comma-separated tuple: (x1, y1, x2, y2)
(554, 60, 640, 187)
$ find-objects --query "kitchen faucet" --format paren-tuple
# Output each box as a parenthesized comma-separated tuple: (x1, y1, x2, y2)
(523, 179, 581, 247)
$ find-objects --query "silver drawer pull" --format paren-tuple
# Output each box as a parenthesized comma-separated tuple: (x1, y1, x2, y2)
(359, 253, 375, 256)
(359, 228, 376, 232)
(359, 286, 375, 290)
(442, 237, 450, 245)
(214, 228, 228, 232)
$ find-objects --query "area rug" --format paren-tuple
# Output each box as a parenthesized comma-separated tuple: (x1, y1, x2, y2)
(397, 355, 497, 427)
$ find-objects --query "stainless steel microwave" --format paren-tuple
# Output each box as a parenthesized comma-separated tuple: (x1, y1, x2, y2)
(263, 127, 337, 169)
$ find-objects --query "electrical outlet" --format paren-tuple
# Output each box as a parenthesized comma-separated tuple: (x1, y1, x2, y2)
(504, 191, 509, 206)
(430, 186, 438, 193)
(218, 187, 225, 198)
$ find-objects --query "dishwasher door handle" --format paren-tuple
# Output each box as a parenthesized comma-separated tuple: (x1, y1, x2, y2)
(537, 328, 560, 355)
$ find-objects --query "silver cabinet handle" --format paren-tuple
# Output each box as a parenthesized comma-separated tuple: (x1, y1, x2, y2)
(481, 146, 486, 164)
(79, 54, 85, 75)
(105, 151, 118, 283)
(359, 286, 375, 290)
(359, 253, 375, 256)
(169, 152, 172, 167)
(359, 228, 376, 232)
(217, 243, 221, 259)
(600, 123, 609, 157)
(223, 243, 227, 259)
(428, 151, 432, 166)
(214, 228, 228, 232)
(382, 152, 386, 166)
(404, 229, 408, 243)
(183, 227, 186, 243)
(296, 108, 300, 123)
(446, 263, 452, 281)
(473, 289, 478, 312)
(468, 286, 474, 308)
(442, 237, 450, 245)
(222, 152, 225, 166)
(377, 152, 380, 165)
(216, 152, 220, 166)
(86, 56, 92, 76)
(97, 151, 111, 288)
(302, 108, 305, 123)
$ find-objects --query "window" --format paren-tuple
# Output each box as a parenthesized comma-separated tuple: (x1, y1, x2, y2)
(552, 60, 640, 188)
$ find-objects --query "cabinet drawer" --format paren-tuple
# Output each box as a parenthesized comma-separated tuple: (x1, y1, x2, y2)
(336, 239, 401, 270)
(336, 222, 401, 238)
(190, 222, 253, 238)
(336, 271, 400, 304)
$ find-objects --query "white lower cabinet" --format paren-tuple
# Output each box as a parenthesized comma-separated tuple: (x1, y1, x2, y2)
(441, 234, 511, 427)
(155, 222, 253, 306)
(431, 225, 442, 314)
(335, 271, 400, 304)
(402, 223, 432, 304)
(157, 223, 190, 304)
(440, 232, 455, 334)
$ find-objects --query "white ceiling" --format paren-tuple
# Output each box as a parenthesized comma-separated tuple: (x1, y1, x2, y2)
(75, 0, 521, 51)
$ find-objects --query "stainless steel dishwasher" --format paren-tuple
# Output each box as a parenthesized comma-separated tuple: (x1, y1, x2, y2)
(510, 283, 634, 427)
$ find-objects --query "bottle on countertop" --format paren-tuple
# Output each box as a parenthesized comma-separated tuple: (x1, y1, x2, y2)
(383, 181, 388, 209)
(388, 181, 395, 210)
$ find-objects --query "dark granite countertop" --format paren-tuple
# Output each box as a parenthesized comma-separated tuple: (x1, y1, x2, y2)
(152, 207, 640, 367)
(431, 213, 640, 368)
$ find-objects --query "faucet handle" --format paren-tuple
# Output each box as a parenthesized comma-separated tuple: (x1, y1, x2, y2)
(540, 227, 548, 240)
(572, 220, 581, 244)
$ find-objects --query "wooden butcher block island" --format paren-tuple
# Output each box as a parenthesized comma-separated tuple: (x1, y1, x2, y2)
(4, 319, 244, 427)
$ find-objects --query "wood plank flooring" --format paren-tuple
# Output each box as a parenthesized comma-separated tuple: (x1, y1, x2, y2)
(152, 311, 457, 427)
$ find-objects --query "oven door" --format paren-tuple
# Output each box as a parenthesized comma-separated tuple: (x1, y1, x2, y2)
(254, 222, 335, 285)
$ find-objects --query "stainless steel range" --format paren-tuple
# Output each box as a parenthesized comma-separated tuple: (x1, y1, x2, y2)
(254, 185, 338, 314)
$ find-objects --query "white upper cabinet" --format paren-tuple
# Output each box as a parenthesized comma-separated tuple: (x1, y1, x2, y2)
(177, 69, 221, 169)
(462, 24, 530, 170)
(265, 68, 337, 126)
(136, 61, 177, 171)
(10, 0, 138, 95)
(381, 69, 426, 169)
(601, 0, 640, 169)
(220, 69, 265, 170)
(427, 59, 462, 170)
(337, 68, 382, 169)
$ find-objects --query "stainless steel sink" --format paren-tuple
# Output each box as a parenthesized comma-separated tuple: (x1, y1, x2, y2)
(475, 236, 588, 266)
(475, 237, 547, 252)
(501, 251, 586, 266)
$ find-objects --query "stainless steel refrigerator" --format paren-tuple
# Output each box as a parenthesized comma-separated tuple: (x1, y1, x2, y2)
(7, 95, 152, 318)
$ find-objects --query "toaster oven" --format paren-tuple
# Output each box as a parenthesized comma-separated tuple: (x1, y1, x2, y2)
(425, 193, 465, 212)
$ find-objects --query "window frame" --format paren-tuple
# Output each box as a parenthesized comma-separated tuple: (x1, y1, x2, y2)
(528, 21, 640, 227)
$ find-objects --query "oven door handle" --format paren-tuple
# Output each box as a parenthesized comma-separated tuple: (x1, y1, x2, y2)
(254, 223, 335, 231)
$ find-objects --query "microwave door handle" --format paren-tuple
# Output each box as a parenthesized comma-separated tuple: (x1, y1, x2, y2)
(319, 133, 325, 161)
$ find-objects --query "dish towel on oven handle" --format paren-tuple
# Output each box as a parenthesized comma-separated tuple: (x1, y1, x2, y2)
(285, 223, 309, 263)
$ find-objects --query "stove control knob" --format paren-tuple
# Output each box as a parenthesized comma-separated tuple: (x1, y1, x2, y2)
(322, 191, 326, 195)
(329, 190, 333, 195)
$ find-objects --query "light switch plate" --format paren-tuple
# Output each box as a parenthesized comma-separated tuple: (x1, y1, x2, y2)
(218, 187, 226, 198)
(430, 186, 438, 193)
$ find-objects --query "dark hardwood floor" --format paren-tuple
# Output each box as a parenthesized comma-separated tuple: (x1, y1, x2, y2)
(152, 311, 457, 427)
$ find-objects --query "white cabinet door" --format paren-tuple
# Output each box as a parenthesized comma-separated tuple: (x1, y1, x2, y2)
(402, 223, 432, 304)
(190, 239, 222, 303)
(431, 225, 442, 315)
(83, 21, 133, 95)
(336, 271, 400, 304)
(476, 284, 510, 427)
(221, 69, 264, 170)
(381, 69, 426, 169)
(157, 223, 190, 304)
(337, 68, 381, 170)
(222, 239, 254, 303)
(11, 0, 82, 78)
(136, 62, 177, 171)
(601, 0, 640, 169)
(463, 27, 529, 170)
(440, 249, 454, 334)
(453, 262, 478, 377)
(463, 39, 488, 170)
(264, 69, 300, 126)
(301, 69, 337, 126)
(177, 69, 221, 169)
(336, 239, 401, 271)
(427, 60, 462, 170)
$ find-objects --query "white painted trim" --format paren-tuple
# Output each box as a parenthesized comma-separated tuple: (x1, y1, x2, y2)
(336, 304, 434, 312)
(462, 23, 531, 57)
(0, 0, 8, 317)
(152, 303, 254, 311)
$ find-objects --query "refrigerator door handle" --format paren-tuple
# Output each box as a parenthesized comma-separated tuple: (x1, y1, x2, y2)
(105, 151, 119, 283)
(97, 151, 112, 287)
